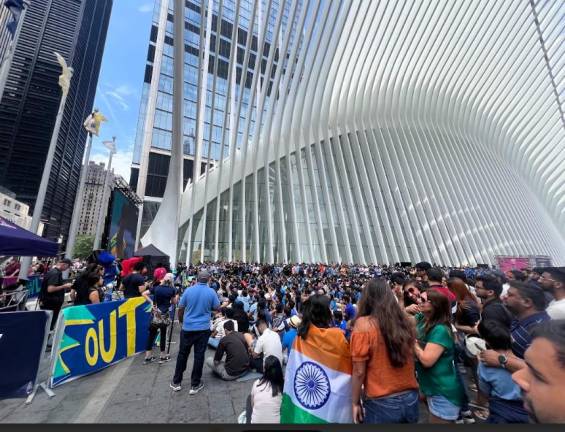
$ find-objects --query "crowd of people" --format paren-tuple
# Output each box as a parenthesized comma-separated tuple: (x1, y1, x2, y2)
(2, 257, 565, 424)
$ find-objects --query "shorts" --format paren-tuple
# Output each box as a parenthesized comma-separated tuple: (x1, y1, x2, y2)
(427, 395, 461, 421)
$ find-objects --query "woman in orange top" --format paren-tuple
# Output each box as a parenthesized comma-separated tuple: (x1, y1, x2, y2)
(351, 279, 419, 424)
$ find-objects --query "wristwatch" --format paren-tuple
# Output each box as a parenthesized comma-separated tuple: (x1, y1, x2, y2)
(498, 354, 508, 368)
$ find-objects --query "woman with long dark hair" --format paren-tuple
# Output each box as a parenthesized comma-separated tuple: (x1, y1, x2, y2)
(350, 279, 419, 424)
(414, 290, 465, 423)
(281, 294, 353, 424)
(247, 355, 284, 423)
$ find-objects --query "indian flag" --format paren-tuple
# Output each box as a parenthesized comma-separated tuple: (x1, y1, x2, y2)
(281, 326, 352, 424)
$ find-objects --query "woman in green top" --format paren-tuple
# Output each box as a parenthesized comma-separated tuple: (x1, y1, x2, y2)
(414, 290, 465, 423)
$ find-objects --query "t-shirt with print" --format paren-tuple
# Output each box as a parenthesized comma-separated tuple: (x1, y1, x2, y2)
(415, 313, 464, 407)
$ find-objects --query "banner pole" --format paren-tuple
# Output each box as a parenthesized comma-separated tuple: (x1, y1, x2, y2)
(25, 310, 56, 405)
(167, 303, 176, 355)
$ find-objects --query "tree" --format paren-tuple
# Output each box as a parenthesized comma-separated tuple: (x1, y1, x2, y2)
(74, 235, 94, 259)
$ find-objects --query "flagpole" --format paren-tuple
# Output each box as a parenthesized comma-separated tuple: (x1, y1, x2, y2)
(0, 0, 29, 104)
(65, 131, 93, 258)
(20, 51, 73, 278)
(93, 137, 116, 250)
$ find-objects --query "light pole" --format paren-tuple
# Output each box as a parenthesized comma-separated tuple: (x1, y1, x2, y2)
(93, 137, 116, 250)
(66, 109, 106, 258)
(19, 52, 73, 277)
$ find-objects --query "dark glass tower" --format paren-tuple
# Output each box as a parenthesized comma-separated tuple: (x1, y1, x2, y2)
(0, 0, 112, 243)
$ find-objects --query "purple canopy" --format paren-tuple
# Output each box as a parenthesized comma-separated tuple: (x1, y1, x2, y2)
(0, 217, 59, 257)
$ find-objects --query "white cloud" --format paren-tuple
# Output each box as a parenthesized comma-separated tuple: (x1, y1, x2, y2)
(138, 3, 153, 13)
(90, 149, 134, 181)
(106, 90, 129, 111)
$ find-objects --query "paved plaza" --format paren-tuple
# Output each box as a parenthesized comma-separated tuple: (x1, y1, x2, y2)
(0, 328, 254, 423)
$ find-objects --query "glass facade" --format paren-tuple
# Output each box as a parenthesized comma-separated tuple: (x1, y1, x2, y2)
(132, 0, 298, 239)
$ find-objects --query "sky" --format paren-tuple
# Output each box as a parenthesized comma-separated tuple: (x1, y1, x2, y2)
(89, 1, 155, 180)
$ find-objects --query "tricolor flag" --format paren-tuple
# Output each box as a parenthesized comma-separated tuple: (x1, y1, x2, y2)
(281, 326, 353, 424)
(4, 0, 24, 36)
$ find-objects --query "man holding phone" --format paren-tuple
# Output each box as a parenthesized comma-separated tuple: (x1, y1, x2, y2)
(39, 258, 73, 330)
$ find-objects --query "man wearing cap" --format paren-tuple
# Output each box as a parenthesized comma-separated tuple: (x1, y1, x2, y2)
(282, 315, 301, 362)
(39, 258, 73, 330)
(171, 270, 220, 394)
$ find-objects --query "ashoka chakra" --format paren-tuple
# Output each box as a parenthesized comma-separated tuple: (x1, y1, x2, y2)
(293, 361, 331, 410)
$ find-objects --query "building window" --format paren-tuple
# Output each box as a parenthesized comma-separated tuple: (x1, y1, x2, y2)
(14, 204, 21, 211)
(3, 199, 10, 206)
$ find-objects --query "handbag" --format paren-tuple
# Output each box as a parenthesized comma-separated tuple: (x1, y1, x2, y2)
(151, 305, 171, 327)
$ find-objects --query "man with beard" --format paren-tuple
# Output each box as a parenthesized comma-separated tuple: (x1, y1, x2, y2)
(512, 320, 565, 423)
(504, 281, 550, 359)
(540, 268, 565, 320)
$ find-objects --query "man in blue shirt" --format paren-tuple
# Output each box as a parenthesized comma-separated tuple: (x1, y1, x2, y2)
(504, 281, 550, 359)
(171, 270, 220, 394)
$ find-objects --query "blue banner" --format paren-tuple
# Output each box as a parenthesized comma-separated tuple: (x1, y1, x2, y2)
(50, 298, 151, 388)
(26, 276, 42, 298)
(0, 311, 50, 398)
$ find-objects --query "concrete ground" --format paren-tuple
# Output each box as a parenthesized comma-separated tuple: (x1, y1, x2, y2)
(0, 324, 481, 424)
(0, 328, 254, 423)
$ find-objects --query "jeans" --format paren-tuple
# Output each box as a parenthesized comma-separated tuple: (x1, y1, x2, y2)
(172, 329, 211, 387)
(363, 390, 419, 424)
(146, 324, 167, 352)
(205, 357, 246, 381)
(208, 337, 220, 349)
(427, 395, 461, 421)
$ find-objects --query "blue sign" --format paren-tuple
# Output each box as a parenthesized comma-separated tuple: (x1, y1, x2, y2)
(0, 311, 50, 398)
(50, 298, 151, 388)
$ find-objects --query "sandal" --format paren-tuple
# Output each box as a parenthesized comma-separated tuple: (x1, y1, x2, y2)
(472, 407, 489, 421)
(144, 356, 156, 364)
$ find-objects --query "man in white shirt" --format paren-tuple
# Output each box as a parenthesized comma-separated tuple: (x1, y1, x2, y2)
(251, 319, 283, 372)
(209, 307, 238, 349)
(542, 268, 565, 320)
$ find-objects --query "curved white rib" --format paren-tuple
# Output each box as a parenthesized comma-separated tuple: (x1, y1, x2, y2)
(142, 0, 565, 266)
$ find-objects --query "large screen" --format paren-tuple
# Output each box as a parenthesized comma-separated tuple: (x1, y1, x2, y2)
(108, 190, 138, 259)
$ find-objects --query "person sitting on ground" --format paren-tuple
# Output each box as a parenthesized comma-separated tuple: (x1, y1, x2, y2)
(512, 319, 565, 423)
(232, 300, 250, 333)
(281, 315, 301, 363)
(476, 320, 529, 423)
(209, 307, 238, 349)
(206, 320, 249, 381)
(245, 355, 284, 424)
(250, 319, 283, 373)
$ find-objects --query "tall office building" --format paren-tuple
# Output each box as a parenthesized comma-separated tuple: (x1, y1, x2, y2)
(131, 0, 296, 239)
(140, 0, 565, 266)
(77, 161, 114, 237)
(0, 0, 113, 243)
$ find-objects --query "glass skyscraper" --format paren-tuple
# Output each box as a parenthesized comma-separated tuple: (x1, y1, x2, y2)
(131, 0, 297, 240)
(0, 0, 113, 244)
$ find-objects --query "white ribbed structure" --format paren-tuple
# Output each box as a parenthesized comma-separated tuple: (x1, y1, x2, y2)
(142, 0, 565, 266)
